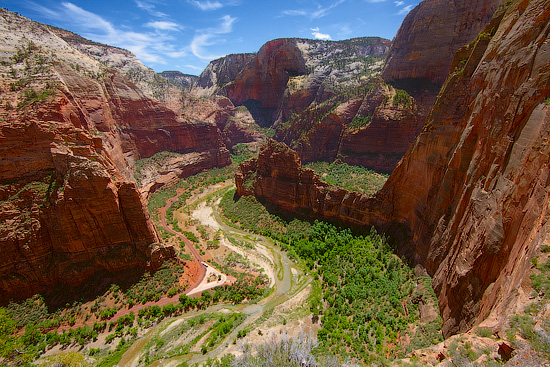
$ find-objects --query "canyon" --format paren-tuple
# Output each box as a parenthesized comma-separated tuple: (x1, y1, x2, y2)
(236, 0, 550, 339)
(0, 0, 549, 364)
(0, 9, 235, 302)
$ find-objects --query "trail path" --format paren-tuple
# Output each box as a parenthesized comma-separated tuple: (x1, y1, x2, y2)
(119, 183, 313, 366)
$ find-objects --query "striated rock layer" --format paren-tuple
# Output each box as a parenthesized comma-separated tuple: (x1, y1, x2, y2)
(237, 0, 550, 337)
(195, 9, 502, 172)
(0, 9, 232, 302)
(382, 0, 503, 86)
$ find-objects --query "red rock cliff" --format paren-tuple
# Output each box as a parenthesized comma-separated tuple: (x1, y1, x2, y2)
(382, 0, 503, 86)
(0, 9, 232, 302)
(237, 0, 550, 337)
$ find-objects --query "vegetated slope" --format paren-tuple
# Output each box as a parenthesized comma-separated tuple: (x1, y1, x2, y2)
(236, 0, 550, 342)
(220, 193, 442, 362)
(193, 9, 499, 173)
(0, 9, 243, 302)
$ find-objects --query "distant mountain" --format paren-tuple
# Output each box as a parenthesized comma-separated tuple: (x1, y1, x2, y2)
(0, 8, 236, 302)
(160, 70, 198, 90)
(48, 25, 179, 103)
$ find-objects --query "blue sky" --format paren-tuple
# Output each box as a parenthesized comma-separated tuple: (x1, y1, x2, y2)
(3, 0, 420, 75)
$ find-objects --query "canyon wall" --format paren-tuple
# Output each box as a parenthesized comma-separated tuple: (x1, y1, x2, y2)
(195, 10, 502, 172)
(0, 9, 231, 302)
(192, 53, 255, 97)
(237, 0, 550, 336)
(382, 0, 502, 86)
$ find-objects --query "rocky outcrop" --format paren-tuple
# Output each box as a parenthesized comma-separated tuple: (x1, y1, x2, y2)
(160, 71, 198, 90)
(0, 95, 175, 302)
(192, 53, 255, 97)
(0, 9, 232, 301)
(277, 81, 419, 172)
(49, 25, 180, 103)
(236, 140, 375, 225)
(382, 0, 502, 86)
(220, 37, 390, 126)
(237, 0, 550, 337)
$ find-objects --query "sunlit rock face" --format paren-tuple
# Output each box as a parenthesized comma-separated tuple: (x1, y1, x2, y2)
(236, 0, 550, 337)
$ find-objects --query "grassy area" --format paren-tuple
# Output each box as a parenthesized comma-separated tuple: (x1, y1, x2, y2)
(304, 160, 388, 195)
(219, 191, 443, 364)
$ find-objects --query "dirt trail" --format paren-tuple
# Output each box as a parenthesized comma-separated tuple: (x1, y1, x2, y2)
(159, 192, 206, 293)
(119, 183, 312, 366)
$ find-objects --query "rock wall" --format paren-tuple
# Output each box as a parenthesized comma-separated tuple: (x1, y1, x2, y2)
(192, 53, 255, 97)
(0, 94, 175, 302)
(236, 0, 550, 337)
(382, 0, 503, 86)
(0, 9, 232, 302)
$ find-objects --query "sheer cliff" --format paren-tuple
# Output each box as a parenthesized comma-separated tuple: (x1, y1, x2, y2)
(0, 9, 231, 302)
(236, 0, 550, 337)
(193, 5, 502, 172)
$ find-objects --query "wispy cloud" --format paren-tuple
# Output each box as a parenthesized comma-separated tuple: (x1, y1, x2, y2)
(398, 4, 413, 14)
(394, 1, 404, 6)
(188, 0, 223, 11)
(311, 27, 331, 40)
(187, 0, 241, 11)
(282, 0, 346, 20)
(281, 9, 308, 17)
(185, 64, 204, 71)
(190, 15, 236, 60)
(135, 0, 167, 17)
(28, 1, 185, 64)
(145, 21, 182, 32)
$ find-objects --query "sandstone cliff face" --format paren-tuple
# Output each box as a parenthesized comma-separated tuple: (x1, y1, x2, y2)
(220, 37, 390, 126)
(277, 81, 419, 172)
(195, 37, 420, 171)
(0, 9, 233, 301)
(382, 0, 503, 86)
(0, 93, 175, 302)
(237, 0, 550, 337)
(236, 140, 374, 225)
(160, 71, 198, 90)
(191, 53, 255, 97)
(50, 26, 180, 103)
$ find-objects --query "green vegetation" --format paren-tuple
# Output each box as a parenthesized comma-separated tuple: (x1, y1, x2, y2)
(305, 160, 388, 195)
(123, 260, 186, 305)
(393, 89, 411, 107)
(137, 313, 244, 365)
(505, 252, 550, 359)
(220, 192, 442, 363)
(348, 114, 372, 130)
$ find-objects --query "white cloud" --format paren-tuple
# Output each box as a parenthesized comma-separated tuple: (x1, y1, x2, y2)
(282, 0, 346, 20)
(281, 9, 308, 17)
(167, 50, 188, 58)
(310, 27, 320, 32)
(188, 0, 223, 11)
(145, 21, 181, 32)
(135, 0, 167, 17)
(191, 15, 236, 60)
(398, 5, 413, 14)
(334, 23, 353, 37)
(61, 2, 116, 33)
(185, 64, 204, 71)
(30, 2, 192, 65)
(312, 31, 331, 40)
(394, 1, 404, 6)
